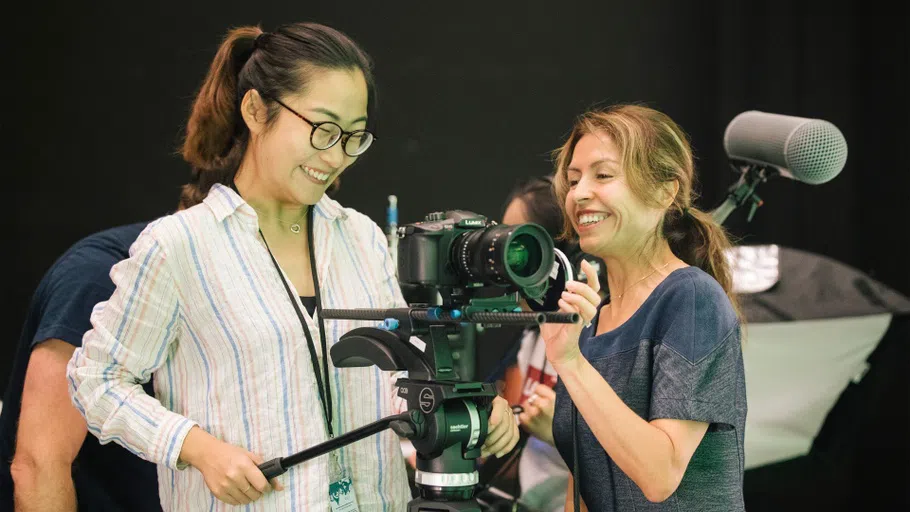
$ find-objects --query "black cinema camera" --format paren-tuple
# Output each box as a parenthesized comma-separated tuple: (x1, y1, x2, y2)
(396, 210, 554, 307)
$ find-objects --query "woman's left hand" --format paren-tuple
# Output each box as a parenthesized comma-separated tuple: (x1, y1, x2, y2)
(480, 396, 520, 458)
(518, 383, 557, 445)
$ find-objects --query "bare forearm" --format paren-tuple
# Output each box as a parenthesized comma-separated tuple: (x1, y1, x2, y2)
(502, 365, 523, 405)
(555, 357, 678, 499)
(13, 340, 85, 511)
(11, 459, 76, 512)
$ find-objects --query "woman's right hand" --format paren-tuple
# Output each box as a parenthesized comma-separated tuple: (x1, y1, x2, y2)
(539, 260, 602, 370)
(179, 426, 283, 505)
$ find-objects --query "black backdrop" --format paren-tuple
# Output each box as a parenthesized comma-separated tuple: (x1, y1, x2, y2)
(5, 0, 908, 508)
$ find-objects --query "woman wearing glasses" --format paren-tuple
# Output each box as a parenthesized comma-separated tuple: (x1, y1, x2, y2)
(67, 22, 518, 510)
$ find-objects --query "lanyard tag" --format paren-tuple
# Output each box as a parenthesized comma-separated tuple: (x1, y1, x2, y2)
(329, 477, 359, 512)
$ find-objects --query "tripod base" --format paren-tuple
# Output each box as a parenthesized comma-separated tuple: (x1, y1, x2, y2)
(408, 498, 481, 511)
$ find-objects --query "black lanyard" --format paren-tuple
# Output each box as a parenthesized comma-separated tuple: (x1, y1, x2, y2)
(231, 183, 333, 438)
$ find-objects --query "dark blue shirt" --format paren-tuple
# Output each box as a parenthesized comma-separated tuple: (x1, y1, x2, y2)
(1, 222, 161, 511)
(552, 266, 747, 511)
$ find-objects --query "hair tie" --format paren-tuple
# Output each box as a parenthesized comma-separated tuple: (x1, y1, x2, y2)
(682, 206, 691, 217)
(253, 32, 270, 50)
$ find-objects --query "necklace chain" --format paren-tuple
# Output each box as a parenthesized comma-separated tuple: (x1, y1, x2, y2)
(607, 261, 671, 307)
(252, 207, 307, 234)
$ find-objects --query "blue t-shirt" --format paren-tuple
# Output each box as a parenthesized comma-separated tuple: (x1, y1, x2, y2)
(0, 222, 161, 511)
(552, 266, 747, 511)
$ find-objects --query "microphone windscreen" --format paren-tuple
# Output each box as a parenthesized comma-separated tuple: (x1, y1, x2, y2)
(723, 111, 848, 185)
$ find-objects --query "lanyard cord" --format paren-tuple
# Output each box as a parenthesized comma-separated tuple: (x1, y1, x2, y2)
(230, 183, 333, 437)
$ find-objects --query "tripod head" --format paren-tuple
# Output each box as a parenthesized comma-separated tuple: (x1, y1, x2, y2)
(256, 300, 577, 511)
(325, 298, 577, 511)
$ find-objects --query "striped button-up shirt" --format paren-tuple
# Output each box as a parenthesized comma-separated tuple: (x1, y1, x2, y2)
(67, 184, 411, 511)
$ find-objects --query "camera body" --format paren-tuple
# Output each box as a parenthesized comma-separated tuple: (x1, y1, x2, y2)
(396, 210, 554, 305)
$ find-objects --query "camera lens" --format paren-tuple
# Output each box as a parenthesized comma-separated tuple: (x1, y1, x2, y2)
(505, 234, 538, 277)
(451, 223, 553, 292)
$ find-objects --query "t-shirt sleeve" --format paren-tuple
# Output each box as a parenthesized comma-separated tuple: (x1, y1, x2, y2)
(31, 255, 122, 349)
(648, 275, 744, 428)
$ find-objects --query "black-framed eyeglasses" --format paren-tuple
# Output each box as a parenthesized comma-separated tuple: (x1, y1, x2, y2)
(270, 97, 375, 157)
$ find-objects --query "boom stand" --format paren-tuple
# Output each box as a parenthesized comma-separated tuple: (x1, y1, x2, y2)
(711, 163, 778, 225)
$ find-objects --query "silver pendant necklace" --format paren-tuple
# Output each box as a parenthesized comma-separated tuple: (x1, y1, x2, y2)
(252, 207, 306, 234)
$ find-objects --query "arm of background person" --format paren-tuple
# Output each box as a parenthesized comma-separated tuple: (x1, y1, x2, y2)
(502, 364, 523, 406)
(11, 339, 86, 512)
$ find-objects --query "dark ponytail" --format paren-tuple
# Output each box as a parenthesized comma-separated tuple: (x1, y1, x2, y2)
(178, 22, 376, 209)
(179, 26, 261, 209)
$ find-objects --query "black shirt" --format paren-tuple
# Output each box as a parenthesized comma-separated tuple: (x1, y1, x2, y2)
(300, 296, 316, 317)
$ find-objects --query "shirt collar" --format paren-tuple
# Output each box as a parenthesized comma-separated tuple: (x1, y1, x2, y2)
(204, 183, 348, 226)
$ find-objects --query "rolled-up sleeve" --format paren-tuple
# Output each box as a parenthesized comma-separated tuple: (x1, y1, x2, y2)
(67, 228, 197, 469)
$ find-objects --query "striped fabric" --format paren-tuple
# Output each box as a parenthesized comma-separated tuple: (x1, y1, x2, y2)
(67, 184, 411, 511)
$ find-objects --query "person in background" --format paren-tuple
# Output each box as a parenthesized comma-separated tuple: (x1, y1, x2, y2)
(2, 221, 162, 511)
